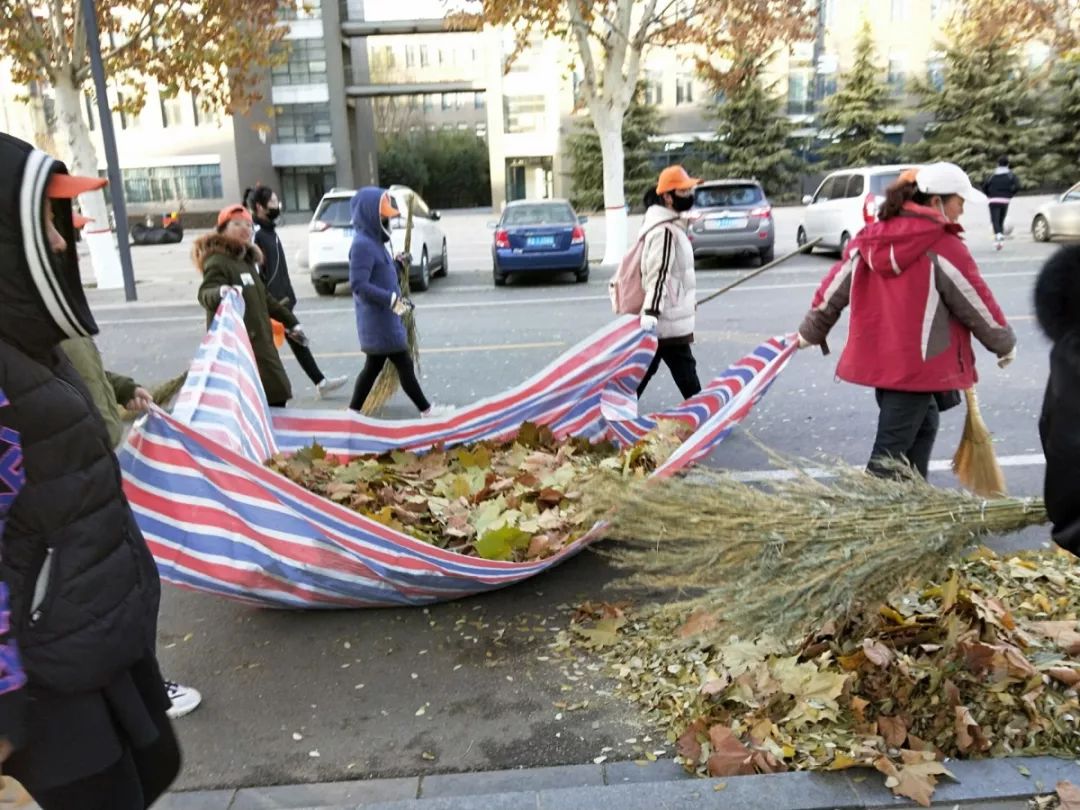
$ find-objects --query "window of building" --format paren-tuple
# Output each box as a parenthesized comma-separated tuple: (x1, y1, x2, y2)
(787, 68, 812, 115)
(160, 93, 186, 128)
(419, 45, 429, 67)
(926, 51, 946, 91)
(503, 95, 546, 134)
(644, 70, 663, 105)
(277, 0, 319, 21)
(405, 46, 416, 68)
(423, 94, 435, 112)
(474, 92, 485, 110)
(887, 53, 907, 96)
(676, 73, 694, 105)
(442, 93, 452, 110)
(84, 92, 96, 131)
(890, 0, 909, 20)
(274, 102, 332, 143)
(120, 164, 223, 203)
(271, 38, 327, 86)
(476, 122, 487, 139)
(280, 166, 336, 212)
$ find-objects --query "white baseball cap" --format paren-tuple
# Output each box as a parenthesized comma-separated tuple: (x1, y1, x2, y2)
(915, 162, 987, 205)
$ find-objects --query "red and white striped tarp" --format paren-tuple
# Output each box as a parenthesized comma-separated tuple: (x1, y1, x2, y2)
(119, 292, 796, 608)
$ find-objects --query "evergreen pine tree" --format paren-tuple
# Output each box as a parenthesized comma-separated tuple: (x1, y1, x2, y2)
(566, 83, 664, 212)
(704, 66, 803, 201)
(908, 21, 1041, 185)
(816, 20, 904, 167)
(1036, 51, 1080, 188)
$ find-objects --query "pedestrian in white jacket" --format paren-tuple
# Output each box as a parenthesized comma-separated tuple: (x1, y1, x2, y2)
(637, 165, 702, 399)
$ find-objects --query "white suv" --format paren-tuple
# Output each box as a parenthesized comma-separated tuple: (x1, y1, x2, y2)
(308, 185, 449, 296)
(797, 165, 915, 255)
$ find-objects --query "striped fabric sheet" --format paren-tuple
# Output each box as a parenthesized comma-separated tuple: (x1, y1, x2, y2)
(119, 294, 796, 608)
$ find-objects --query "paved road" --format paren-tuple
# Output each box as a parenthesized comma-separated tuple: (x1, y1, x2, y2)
(81, 203, 1067, 792)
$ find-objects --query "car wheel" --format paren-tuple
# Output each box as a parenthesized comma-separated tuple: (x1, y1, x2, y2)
(493, 267, 507, 287)
(313, 280, 336, 296)
(413, 248, 431, 292)
(575, 260, 590, 283)
(838, 231, 851, 256)
(758, 246, 775, 265)
(436, 239, 448, 277)
(797, 226, 809, 251)
(1032, 215, 1051, 243)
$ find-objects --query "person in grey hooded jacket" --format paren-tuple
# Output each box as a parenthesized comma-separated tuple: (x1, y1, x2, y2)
(346, 187, 435, 415)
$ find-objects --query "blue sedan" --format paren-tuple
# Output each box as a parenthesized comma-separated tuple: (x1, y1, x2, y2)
(492, 200, 589, 286)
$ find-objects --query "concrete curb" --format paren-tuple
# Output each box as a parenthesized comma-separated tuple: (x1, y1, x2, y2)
(150, 755, 1080, 809)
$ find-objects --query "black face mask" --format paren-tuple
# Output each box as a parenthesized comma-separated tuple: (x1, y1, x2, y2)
(671, 194, 694, 213)
(266, 207, 281, 221)
(380, 217, 392, 243)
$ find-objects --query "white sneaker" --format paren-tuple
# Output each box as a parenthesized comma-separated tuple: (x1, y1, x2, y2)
(422, 403, 456, 418)
(316, 375, 348, 399)
(165, 680, 202, 719)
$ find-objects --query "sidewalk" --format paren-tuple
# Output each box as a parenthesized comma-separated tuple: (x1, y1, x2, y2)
(0, 755, 1055, 809)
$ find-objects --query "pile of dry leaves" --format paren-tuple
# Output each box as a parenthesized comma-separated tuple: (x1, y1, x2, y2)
(267, 422, 686, 561)
(567, 548, 1080, 806)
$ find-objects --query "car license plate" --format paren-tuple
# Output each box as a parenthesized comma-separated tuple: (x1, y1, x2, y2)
(705, 217, 748, 231)
(526, 236, 556, 248)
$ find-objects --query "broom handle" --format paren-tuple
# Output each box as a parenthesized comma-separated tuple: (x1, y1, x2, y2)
(695, 237, 823, 307)
(694, 237, 829, 356)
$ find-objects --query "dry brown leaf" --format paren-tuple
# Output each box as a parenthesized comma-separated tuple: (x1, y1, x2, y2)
(863, 639, 895, 668)
(875, 751, 954, 808)
(677, 608, 719, 639)
(705, 726, 756, 777)
(1029, 621, 1080, 656)
(878, 715, 908, 748)
(1057, 781, 1080, 810)
(675, 719, 706, 763)
(1046, 666, 1080, 687)
(954, 706, 991, 753)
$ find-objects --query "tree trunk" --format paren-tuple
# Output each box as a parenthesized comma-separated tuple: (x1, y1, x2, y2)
(596, 111, 629, 267)
(51, 70, 124, 290)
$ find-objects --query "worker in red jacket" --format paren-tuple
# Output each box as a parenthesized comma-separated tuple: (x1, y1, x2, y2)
(798, 163, 1016, 479)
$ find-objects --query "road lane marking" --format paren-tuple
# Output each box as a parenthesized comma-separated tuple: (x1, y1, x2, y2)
(726, 453, 1045, 483)
(283, 341, 566, 361)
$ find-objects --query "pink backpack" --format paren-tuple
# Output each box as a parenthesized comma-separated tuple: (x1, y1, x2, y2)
(608, 221, 672, 315)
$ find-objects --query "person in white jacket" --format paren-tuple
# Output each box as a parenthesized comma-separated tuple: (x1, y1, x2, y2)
(637, 165, 702, 399)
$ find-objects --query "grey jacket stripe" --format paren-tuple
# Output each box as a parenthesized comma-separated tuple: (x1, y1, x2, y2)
(649, 227, 673, 313)
(932, 252, 1015, 356)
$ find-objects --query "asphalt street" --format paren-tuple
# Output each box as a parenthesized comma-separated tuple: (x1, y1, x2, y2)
(82, 201, 1066, 792)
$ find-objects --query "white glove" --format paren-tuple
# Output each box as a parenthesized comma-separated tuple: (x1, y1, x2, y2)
(997, 345, 1016, 369)
(797, 333, 812, 349)
(640, 313, 658, 332)
(289, 324, 309, 347)
(219, 285, 239, 298)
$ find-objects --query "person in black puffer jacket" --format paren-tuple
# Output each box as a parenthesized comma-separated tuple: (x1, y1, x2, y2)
(245, 185, 347, 399)
(0, 133, 180, 807)
(1034, 245, 1080, 557)
(981, 156, 1020, 249)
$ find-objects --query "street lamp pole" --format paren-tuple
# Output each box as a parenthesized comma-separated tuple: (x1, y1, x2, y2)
(80, 0, 138, 301)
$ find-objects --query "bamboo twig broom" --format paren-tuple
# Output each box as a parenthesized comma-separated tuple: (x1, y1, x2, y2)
(952, 387, 1006, 497)
(361, 195, 421, 415)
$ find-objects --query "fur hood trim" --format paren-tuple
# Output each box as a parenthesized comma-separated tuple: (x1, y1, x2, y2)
(192, 233, 263, 274)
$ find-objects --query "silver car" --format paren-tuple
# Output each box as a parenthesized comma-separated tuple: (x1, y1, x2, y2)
(1032, 181, 1080, 242)
(686, 180, 775, 266)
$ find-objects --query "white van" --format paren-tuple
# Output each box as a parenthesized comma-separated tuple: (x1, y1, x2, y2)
(797, 165, 916, 254)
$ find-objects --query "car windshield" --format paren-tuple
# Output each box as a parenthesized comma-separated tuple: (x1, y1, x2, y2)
(502, 204, 576, 226)
(694, 185, 764, 208)
(314, 198, 353, 227)
(870, 172, 905, 195)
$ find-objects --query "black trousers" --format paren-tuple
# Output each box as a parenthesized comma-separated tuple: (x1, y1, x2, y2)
(286, 333, 324, 385)
(349, 351, 431, 413)
(989, 203, 1009, 236)
(636, 342, 702, 400)
(867, 389, 940, 479)
(33, 709, 180, 810)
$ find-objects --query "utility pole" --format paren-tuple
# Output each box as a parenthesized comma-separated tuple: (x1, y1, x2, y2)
(80, 0, 138, 301)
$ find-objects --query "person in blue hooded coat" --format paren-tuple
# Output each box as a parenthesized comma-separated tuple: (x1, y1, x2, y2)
(347, 187, 437, 415)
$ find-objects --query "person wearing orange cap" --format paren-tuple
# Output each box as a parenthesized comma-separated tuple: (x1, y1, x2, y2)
(635, 165, 704, 400)
(0, 132, 180, 806)
(193, 204, 305, 406)
(346, 187, 447, 415)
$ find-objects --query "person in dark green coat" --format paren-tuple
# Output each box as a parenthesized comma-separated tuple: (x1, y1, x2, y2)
(193, 205, 304, 406)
